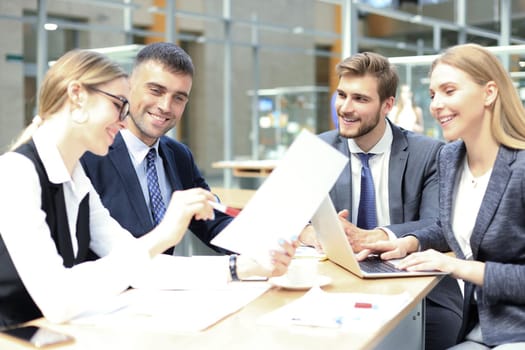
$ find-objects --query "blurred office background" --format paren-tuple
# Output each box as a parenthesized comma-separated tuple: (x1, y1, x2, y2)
(2, 0, 525, 189)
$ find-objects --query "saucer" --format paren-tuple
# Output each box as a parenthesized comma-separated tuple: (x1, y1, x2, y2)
(268, 275, 332, 290)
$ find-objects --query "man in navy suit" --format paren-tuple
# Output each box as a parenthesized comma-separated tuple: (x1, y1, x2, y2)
(302, 52, 463, 350)
(81, 42, 230, 255)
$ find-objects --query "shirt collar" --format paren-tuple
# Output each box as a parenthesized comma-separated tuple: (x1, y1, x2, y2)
(120, 128, 160, 164)
(32, 123, 91, 196)
(347, 121, 393, 154)
(33, 123, 72, 185)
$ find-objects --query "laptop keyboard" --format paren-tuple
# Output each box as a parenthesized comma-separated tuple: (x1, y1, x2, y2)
(358, 255, 404, 274)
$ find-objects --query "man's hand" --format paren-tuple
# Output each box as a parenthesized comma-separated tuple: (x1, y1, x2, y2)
(338, 209, 388, 252)
(298, 224, 323, 251)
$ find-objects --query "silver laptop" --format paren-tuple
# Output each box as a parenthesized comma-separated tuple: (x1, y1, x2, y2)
(311, 195, 448, 279)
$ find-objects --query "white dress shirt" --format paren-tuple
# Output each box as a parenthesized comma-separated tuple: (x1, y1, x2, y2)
(120, 129, 172, 223)
(452, 157, 492, 260)
(347, 123, 393, 231)
(0, 123, 151, 323)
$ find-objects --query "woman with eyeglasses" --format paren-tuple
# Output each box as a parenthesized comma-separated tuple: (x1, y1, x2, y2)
(0, 49, 296, 327)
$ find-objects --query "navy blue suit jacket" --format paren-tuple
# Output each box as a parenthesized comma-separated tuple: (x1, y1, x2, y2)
(80, 132, 231, 253)
(318, 121, 463, 323)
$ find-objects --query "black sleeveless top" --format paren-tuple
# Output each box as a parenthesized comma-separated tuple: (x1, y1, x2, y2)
(0, 140, 91, 327)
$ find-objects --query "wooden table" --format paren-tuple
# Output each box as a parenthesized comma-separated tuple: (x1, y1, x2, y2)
(212, 160, 279, 178)
(0, 261, 441, 350)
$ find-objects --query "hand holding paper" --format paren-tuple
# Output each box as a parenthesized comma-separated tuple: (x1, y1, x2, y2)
(211, 130, 347, 269)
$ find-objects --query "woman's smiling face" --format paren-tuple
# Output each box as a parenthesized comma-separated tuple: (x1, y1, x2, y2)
(429, 63, 487, 142)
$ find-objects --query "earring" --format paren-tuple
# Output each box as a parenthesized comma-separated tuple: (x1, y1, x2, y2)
(72, 106, 89, 124)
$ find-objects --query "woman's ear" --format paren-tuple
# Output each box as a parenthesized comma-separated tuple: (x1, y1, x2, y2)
(67, 81, 90, 124)
(484, 81, 498, 107)
(67, 80, 86, 107)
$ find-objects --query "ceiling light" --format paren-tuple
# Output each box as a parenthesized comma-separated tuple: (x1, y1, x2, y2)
(44, 23, 58, 31)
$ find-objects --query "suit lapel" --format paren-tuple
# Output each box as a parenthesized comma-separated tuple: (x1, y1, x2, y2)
(330, 135, 352, 214)
(439, 141, 465, 257)
(470, 146, 514, 259)
(158, 138, 183, 191)
(108, 134, 152, 227)
(388, 124, 408, 221)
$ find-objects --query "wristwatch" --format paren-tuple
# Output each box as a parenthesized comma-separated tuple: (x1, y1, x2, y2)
(229, 254, 240, 281)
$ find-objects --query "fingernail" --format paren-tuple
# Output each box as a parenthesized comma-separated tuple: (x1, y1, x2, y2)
(278, 238, 285, 245)
(291, 235, 299, 241)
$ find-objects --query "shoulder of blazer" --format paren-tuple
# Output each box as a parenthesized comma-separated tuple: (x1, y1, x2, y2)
(318, 129, 340, 145)
(390, 120, 444, 154)
(158, 136, 193, 159)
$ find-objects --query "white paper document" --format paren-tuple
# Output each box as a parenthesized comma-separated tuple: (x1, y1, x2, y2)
(72, 282, 271, 332)
(258, 287, 410, 330)
(211, 130, 347, 268)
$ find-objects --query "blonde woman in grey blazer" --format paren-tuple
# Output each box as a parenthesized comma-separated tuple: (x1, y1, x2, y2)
(361, 44, 525, 349)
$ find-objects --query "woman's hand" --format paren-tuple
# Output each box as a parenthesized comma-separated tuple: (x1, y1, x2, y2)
(166, 188, 216, 224)
(236, 238, 299, 279)
(143, 188, 215, 257)
(396, 249, 454, 273)
(396, 249, 485, 284)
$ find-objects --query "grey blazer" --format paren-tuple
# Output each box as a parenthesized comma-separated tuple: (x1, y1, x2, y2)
(318, 121, 463, 321)
(414, 141, 525, 346)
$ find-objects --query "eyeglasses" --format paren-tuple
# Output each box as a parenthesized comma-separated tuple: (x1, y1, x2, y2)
(89, 87, 130, 121)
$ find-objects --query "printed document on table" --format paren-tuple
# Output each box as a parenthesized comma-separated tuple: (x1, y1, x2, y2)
(211, 130, 347, 269)
(258, 287, 410, 330)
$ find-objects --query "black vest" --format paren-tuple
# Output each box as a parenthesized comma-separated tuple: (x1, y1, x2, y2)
(0, 140, 91, 327)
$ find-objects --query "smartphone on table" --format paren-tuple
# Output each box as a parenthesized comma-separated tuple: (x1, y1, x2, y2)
(0, 325, 74, 348)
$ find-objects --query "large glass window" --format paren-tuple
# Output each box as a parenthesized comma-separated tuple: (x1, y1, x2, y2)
(23, 11, 86, 124)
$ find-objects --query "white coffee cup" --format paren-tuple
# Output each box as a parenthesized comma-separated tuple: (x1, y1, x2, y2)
(284, 258, 319, 286)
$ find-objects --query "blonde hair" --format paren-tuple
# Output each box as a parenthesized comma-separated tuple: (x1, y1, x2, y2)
(430, 43, 525, 150)
(10, 49, 127, 150)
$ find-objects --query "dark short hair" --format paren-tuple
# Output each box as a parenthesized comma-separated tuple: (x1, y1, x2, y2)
(134, 42, 194, 77)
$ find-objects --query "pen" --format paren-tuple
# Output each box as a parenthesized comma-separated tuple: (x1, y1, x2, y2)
(208, 200, 241, 217)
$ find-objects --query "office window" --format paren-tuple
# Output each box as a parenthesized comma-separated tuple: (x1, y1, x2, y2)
(23, 11, 87, 124)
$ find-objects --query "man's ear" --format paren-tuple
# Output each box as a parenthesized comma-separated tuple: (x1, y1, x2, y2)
(382, 96, 395, 116)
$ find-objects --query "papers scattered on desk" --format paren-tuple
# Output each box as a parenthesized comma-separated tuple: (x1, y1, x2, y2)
(211, 130, 347, 269)
(258, 287, 410, 330)
(71, 282, 271, 332)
